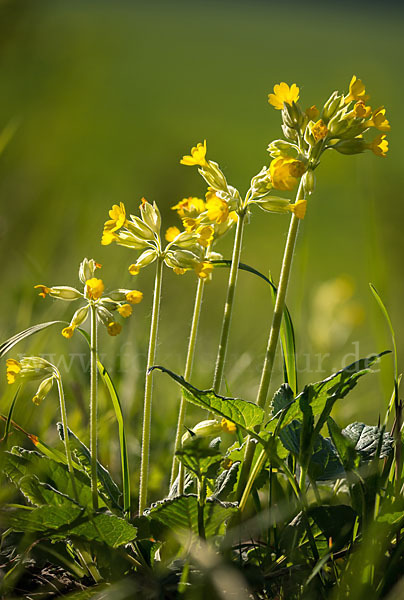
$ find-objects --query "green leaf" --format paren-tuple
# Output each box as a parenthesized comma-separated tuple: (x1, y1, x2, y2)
(176, 436, 222, 480)
(272, 353, 388, 431)
(146, 495, 237, 539)
(298, 389, 314, 470)
(327, 417, 360, 471)
(2, 504, 137, 548)
(58, 427, 121, 510)
(0, 321, 66, 358)
(342, 422, 394, 460)
(150, 366, 264, 432)
(77, 328, 131, 516)
(213, 462, 240, 500)
(3, 447, 96, 508)
(1, 385, 21, 442)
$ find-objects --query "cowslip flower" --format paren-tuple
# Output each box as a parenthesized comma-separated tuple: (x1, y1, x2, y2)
(367, 133, 389, 157)
(366, 107, 390, 132)
(103, 202, 127, 234)
(205, 191, 229, 224)
(194, 261, 214, 280)
(311, 119, 329, 142)
(268, 82, 300, 110)
(171, 197, 206, 218)
(180, 140, 208, 167)
(165, 226, 181, 242)
(37, 258, 143, 337)
(269, 157, 305, 191)
(345, 75, 369, 104)
(352, 100, 372, 119)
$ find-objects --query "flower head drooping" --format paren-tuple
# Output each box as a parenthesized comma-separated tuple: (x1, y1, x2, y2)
(367, 133, 389, 157)
(345, 75, 370, 104)
(269, 157, 306, 191)
(180, 140, 208, 167)
(366, 107, 391, 132)
(268, 82, 300, 110)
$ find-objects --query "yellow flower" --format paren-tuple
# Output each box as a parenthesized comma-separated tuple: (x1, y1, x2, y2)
(62, 326, 75, 339)
(103, 202, 126, 233)
(101, 229, 119, 246)
(367, 133, 388, 157)
(221, 418, 237, 433)
(366, 106, 390, 132)
(268, 82, 300, 110)
(165, 226, 181, 242)
(34, 285, 51, 298)
(85, 278, 105, 300)
(195, 261, 213, 279)
(345, 75, 369, 104)
(269, 157, 305, 191)
(118, 303, 132, 318)
(305, 105, 319, 120)
(352, 100, 372, 119)
(182, 217, 199, 232)
(311, 119, 329, 142)
(197, 225, 214, 248)
(173, 267, 187, 275)
(290, 199, 307, 220)
(107, 322, 122, 336)
(128, 264, 141, 276)
(126, 290, 143, 304)
(171, 197, 206, 218)
(205, 191, 229, 224)
(180, 140, 208, 167)
(6, 359, 21, 384)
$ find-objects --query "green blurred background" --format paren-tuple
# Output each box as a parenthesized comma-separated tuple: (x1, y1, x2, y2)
(0, 0, 403, 502)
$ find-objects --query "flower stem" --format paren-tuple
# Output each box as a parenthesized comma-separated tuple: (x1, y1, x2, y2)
(90, 303, 98, 511)
(139, 256, 164, 514)
(237, 181, 304, 502)
(56, 373, 78, 502)
(170, 277, 205, 493)
(212, 211, 246, 393)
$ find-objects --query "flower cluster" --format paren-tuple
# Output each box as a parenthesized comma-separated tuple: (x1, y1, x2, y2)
(35, 258, 143, 338)
(6, 356, 56, 405)
(102, 197, 224, 280)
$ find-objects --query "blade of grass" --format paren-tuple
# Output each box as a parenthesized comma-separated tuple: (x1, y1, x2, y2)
(1, 386, 21, 443)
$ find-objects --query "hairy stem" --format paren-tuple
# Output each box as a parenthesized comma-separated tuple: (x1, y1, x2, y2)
(139, 257, 164, 514)
(56, 374, 78, 502)
(170, 277, 205, 493)
(237, 181, 304, 502)
(90, 303, 98, 511)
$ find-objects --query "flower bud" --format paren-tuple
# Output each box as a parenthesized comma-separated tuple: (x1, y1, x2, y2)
(253, 196, 291, 214)
(116, 231, 151, 250)
(181, 419, 222, 444)
(79, 258, 101, 284)
(302, 170, 315, 196)
(166, 249, 201, 269)
(281, 124, 298, 142)
(32, 376, 54, 405)
(140, 199, 161, 234)
(198, 160, 228, 192)
(126, 215, 155, 241)
(35, 285, 82, 301)
(128, 249, 157, 274)
(332, 138, 367, 155)
(267, 140, 299, 159)
(282, 101, 304, 129)
(322, 91, 344, 121)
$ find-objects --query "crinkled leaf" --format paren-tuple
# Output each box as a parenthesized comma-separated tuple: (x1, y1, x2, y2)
(3, 448, 96, 508)
(1, 504, 137, 548)
(146, 495, 237, 539)
(270, 353, 388, 431)
(212, 462, 240, 501)
(342, 422, 394, 460)
(150, 366, 264, 432)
